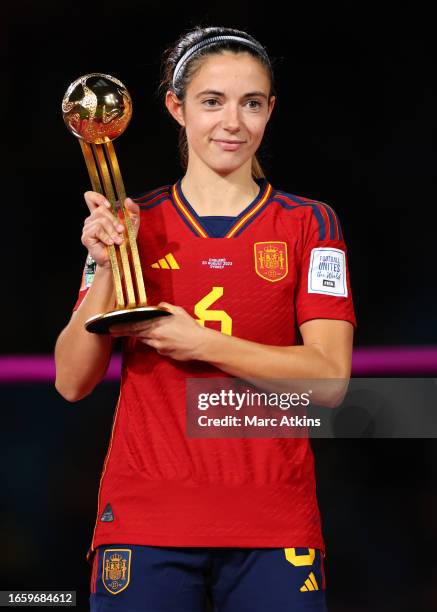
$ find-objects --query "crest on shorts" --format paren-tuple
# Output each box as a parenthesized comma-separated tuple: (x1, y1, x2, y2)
(254, 241, 288, 282)
(102, 549, 131, 594)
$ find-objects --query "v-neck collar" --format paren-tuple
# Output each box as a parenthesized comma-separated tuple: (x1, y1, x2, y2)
(170, 176, 275, 238)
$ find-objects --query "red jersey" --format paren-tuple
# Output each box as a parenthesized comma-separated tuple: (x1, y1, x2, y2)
(72, 176, 357, 557)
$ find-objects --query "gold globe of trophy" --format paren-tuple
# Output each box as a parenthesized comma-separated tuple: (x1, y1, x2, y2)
(62, 73, 171, 334)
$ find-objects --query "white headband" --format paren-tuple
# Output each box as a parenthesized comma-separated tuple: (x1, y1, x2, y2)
(172, 35, 270, 88)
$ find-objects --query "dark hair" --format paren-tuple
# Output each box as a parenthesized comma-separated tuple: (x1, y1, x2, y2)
(158, 26, 277, 179)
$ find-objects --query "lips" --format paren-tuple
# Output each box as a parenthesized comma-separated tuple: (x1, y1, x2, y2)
(213, 139, 245, 151)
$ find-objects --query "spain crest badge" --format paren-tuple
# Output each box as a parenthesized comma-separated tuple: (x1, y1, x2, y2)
(102, 549, 131, 595)
(254, 242, 288, 282)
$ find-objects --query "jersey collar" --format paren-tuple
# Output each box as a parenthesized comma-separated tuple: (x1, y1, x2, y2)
(170, 177, 275, 238)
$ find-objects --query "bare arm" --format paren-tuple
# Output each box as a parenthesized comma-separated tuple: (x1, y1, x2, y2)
(54, 192, 140, 402)
(54, 264, 117, 401)
(110, 307, 354, 406)
(196, 317, 354, 405)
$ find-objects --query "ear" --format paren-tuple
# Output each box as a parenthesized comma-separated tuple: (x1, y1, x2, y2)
(165, 90, 185, 127)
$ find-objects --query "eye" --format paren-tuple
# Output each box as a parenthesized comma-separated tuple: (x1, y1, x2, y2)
(247, 100, 262, 109)
(203, 98, 220, 107)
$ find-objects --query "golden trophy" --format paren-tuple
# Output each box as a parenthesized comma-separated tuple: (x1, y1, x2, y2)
(62, 73, 171, 334)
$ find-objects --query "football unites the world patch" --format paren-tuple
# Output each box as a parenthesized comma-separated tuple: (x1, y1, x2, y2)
(254, 241, 288, 282)
(308, 247, 347, 297)
(102, 548, 131, 594)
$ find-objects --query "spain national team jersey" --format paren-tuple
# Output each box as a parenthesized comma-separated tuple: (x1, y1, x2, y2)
(72, 176, 357, 562)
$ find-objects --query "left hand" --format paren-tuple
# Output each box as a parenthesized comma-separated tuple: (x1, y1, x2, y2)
(109, 302, 210, 361)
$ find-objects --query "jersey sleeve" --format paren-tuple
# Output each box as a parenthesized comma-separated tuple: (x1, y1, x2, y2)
(295, 202, 357, 329)
(71, 254, 96, 313)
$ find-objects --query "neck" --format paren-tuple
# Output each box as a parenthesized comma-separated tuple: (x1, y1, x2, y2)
(180, 159, 262, 217)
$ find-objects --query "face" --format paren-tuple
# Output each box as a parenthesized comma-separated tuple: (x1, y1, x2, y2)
(166, 51, 276, 176)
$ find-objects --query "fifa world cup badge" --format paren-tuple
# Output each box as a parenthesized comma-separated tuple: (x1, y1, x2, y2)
(102, 549, 131, 594)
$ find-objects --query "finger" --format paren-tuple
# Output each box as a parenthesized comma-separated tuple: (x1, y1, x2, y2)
(87, 218, 125, 244)
(109, 323, 137, 334)
(82, 225, 113, 248)
(139, 338, 161, 350)
(109, 321, 144, 334)
(109, 325, 142, 337)
(157, 302, 176, 313)
(91, 207, 125, 232)
(124, 198, 140, 229)
(95, 226, 120, 246)
(84, 191, 111, 213)
(125, 197, 140, 214)
(111, 321, 154, 334)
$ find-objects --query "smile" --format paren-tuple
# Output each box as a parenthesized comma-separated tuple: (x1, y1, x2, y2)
(213, 140, 245, 151)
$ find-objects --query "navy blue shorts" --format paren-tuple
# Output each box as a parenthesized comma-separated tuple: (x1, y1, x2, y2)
(90, 544, 327, 611)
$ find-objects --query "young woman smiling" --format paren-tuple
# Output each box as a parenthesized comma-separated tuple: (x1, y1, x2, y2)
(55, 25, 356, 612)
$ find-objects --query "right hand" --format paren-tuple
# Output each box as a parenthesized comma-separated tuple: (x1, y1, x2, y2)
(81, 191, 141, 268)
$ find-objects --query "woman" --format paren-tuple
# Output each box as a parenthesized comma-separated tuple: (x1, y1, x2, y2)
(55, 25, 356, 612)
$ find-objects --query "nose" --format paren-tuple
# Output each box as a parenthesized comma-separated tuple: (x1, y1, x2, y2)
(222, 103, 241, 133)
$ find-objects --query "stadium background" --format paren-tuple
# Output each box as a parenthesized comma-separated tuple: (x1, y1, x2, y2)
(3, 2, 436, 610)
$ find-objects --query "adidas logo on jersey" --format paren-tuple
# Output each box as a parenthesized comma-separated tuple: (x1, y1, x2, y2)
(299, 572, 319, 592)
(150, 253, 180, 269)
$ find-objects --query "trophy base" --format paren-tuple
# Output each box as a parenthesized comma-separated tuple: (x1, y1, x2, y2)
(85, 306, 172, 335)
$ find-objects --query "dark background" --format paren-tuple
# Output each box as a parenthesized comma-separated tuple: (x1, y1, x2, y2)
(4, 2, 436, 611)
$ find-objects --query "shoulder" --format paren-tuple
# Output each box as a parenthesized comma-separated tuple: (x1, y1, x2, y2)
(272, 187, 344, 241)
(131, 184, 172, 209)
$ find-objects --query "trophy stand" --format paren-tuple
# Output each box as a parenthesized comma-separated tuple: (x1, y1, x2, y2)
(62, 73, 171, 334)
